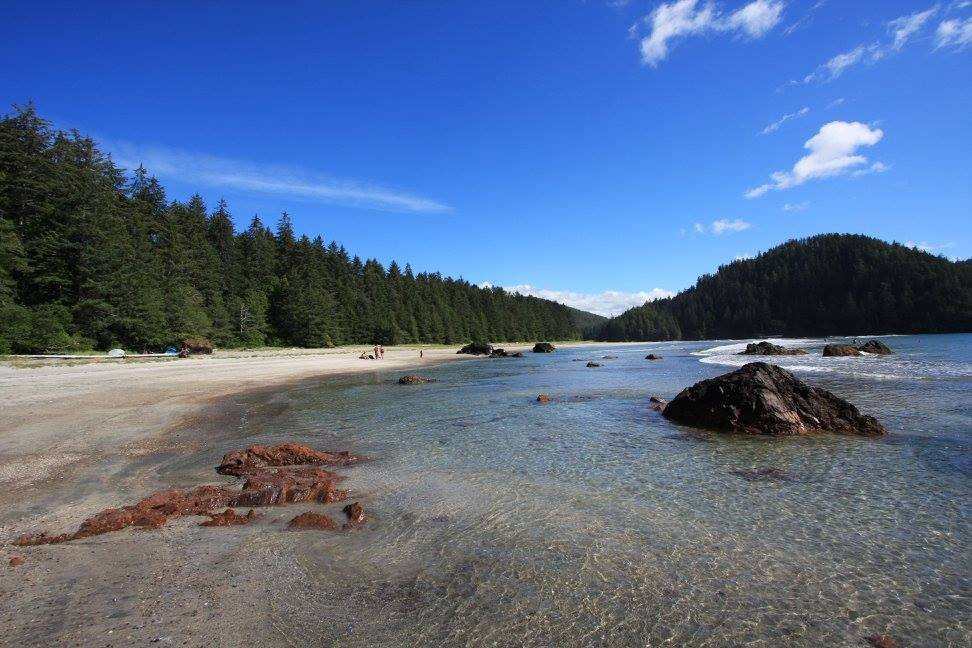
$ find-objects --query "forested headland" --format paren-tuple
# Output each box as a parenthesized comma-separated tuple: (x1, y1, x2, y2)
(598, 234, 972, 341)
(0, 104, 590, 353)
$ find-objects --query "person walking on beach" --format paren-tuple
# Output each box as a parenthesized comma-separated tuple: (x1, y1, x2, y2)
(420, 348, 424, 359)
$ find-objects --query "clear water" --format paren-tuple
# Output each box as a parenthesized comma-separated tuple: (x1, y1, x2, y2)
(232, 334, 971, 646)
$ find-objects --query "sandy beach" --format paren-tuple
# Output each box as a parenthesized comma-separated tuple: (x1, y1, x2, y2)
(0, 342, 612, 647)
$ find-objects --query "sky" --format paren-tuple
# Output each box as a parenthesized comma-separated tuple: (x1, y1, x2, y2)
(2, 1, 970, 316)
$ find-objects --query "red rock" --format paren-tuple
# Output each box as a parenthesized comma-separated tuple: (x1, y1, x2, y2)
(864, 635, 896, 648)
(199, 508, 259, 527)
(536, 394, 551, 403)
(231, 467, 348, 507)
(287, 511, 339, 530)
(9, 557, 25, 567)
(217, 443, 361, 477)
(343, 502, 366, 529)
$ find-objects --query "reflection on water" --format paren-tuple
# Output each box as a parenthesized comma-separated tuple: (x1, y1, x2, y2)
(239, 334, 972, 646)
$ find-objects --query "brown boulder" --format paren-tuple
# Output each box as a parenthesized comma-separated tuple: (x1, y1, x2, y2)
(231, 466, 348, 507)
(9, 557, 25, 567)
(217, 443, 361, 477)
(536, 393, 551, 403)
(739, 341, 807, 356)
(199, 508, 259, 527)
(532, 342, 556, 353)
(823, 344, 862, 357)
(858, 340, 894, 354)
(662, 362, 886, 436)
(287, 511, 339, 531)
(343, 501, 366, 529)
(457, 342, 493, 355)
(398, 375, 437, 385)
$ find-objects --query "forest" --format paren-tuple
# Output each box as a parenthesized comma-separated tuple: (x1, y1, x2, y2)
(598, 233, 972, 341)
(0, 105, 587, 353)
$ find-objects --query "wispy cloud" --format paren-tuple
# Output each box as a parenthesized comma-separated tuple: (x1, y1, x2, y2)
(905, 240, 956, 253)
(782, 201, 809, 212)
(711, 218, 753, 234)
(746, 121, 885, 198)
(734, 253, 755, 261)
(826, 97, 846, 109)
(480, 283, 675, 317)
(632, 0, 783, 66)
(889, 7, 938, 50)
(103, 139, 450, 214)
(936, 17, 972, 49)
(760, 106, 810, 135)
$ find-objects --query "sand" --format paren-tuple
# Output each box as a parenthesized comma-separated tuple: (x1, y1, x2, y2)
(0, 341, 616, 647)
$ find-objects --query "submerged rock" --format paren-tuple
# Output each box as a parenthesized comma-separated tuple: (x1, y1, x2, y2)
(739, 341, 807, 356)
(532, 342, 556, 353)
(536, 393, 551, 403)
(586, 362, 601, 368)
(649, 396, 668, 412)
(662, 362, 886, 436)
(859, 339, 894, 354)
(287, 511, 339, 531)
(231, 466, 348, 507)
(398, 375, 438, 385)
(645, 354, 663, 360)
(823, 344, 862, 357)
(510, 352, 524, 358)
(343, 501, 366, 529)
(457, 342, 493, 355)
(199, 508, 259, 527)
(731, 467, 789, 482)
(217, 443, 361, 477)
(602, 355, 618, 359)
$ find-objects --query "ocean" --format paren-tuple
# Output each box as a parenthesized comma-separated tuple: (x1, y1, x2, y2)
(228, 334, 971, 646)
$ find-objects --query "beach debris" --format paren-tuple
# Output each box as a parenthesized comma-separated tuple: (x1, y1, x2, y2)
(9, 556, 25, 567)
(216, 443, 361, 477)
(645, 354, 663, 360)
(822, 344, 862, 357)
(288, 511, 339, 531)
(586, 362, 601, 368)
(662, 362, 887, 436)
(398, 375, 438, 385)
(199, 508, 259, 527)
(858, 340, 894, 354)
(181, 337, 213, 355)
(343, 502, 366, 529)
(864, 635, 896, 648)
(738, 341, 807, 356)
(14, 443, 362, 546)
(457, 342, 493, 355)
(536, 393, 552, 403)
(730, 467, 790, 482)
(532, 342, 556, 353)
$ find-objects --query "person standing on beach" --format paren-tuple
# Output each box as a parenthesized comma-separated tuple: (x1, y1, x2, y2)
(420, 349, 424, 359)
(379, 345, 385, 359)
(373, 344, 379, 359)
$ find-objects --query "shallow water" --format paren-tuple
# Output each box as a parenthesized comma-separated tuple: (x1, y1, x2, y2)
(237, 334, 971, 646)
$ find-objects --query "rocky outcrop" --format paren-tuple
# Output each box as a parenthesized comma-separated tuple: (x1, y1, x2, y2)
(864, 635, 896, 648)
(822, 344, 862, 357)
(343, 502, 366, 529)
(216, 443, 361, 477)
(490, 348, 509, 357)
(231, 466, 348, 507)
(859, 340, 894, 354)
(645, 354, 663, 360)
(511, 352, 524, 358)
(649, 396, 667, 412)
(457, 342, 493, 355)
(288, 511, 339, 530)
(181, 337, 213, 355)
(532, 342, 556, 353)
(739, 341, 807, 356)
(398, 375, 437, 385)
(536, 393, 551, 403)
(662, 362, 886, 436)
(586, 362, 601, 368)
(200, 508, 259, 527)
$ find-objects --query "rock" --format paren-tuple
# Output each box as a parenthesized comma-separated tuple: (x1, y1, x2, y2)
(586, 362, 601, 368)
(9, 557, 24, 567)
(489, 348, 509, 357)
(662, 362, 886, 436)
(398, 375, 437, 385)
(602, 355, 618, 359)
(199, 508, 259, 527)
(649, 396, 668, 412)
(731, 467, 789, 482)
(217, 443, 361, 477)
(343, 501, 366, 529)
(287, 511, 339, 531)
(823, 344, 862, 357)
(739, 341, 807, 356)
(859, 340, 894, 355)
(532, 342, 556, 353)
(181, 337, 213, 355)
(645, 354, 663, 360)
(649, 396, 665, 403)
(457, 342, 493, 355)
(231, 466, 348, 507)
(864, 635, 896, 648)
(511, 352, 524, 358)
(536, 394, 551, 403)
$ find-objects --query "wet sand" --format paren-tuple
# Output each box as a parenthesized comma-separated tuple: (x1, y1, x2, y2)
(0, 342, 614, 647)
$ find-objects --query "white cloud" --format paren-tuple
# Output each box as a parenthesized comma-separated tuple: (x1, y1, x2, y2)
(889, 7, 937, 50)
(693, 222, 706, 233)
(760, 106, 810, 135)
(711, 218, 753, 234)
(936, 17, 972, 49)
(103, 139, 450, 214)
(905, 240, 956, 253)
(734, 253, 755, 261)
(482, 283, 675, 317)
(827, 97, 846, 109)
(782, 201, 809, 212)
(802, 44, 880, 83)
(746, 121, 885, 197)
(851, 160, 890, 176)
(634, 0, 783, 66)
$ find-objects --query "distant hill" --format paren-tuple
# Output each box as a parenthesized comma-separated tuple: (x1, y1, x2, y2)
(598, 234, 972, 341)
(566, 307, 607, 340)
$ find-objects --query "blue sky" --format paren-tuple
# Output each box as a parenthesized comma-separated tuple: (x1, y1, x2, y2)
(3, 1, 970, 316)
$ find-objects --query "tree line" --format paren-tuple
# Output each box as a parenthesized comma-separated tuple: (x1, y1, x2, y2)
(599, 233, 972, 341)
(0, 104, 583, 353)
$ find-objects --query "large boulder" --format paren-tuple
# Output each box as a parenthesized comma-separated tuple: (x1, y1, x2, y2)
(181, 337, 213, 355)
(739, 341, 807, 356)
(645, 354, 663, 360)
(586, 362, 601, 368)
(532, 342, 556, 353)
(457, 342, 493, 355)
(858, 339, 894, 355)
(662, 362, 886, 436)
(822, 344, 862, 357)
